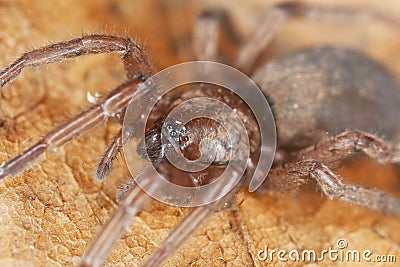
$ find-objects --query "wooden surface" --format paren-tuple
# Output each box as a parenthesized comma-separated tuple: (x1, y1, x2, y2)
(0, 0, 400, 266)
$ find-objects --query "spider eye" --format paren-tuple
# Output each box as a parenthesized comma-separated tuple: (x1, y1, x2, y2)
(163, 122, 181, 142)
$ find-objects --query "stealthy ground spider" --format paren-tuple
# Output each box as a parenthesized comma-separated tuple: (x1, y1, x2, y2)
(1, 2, 400, 266)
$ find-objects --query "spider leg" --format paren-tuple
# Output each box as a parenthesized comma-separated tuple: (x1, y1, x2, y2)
(297, 130, 400, 167)
(142, 168, 245, 267)
(193, 9, 235, 61)
(192, 9, 241, 62)
(192, 10, 219, 61)
(81, 168, 157, 267)
(0, 34, 153, 88)
(265, 130, 400, 215)
(0, 76, 145, 181)
(142, 205, 217, 267)
(82, 165, 245, 267)
(95, 129, 123, 181)
(265, 159, 400, 215)
(235, 3, 290, 73)
(0, 35, 155, 181)
(95, 106, 128, 182)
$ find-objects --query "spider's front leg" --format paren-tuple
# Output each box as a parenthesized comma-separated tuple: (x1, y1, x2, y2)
(0, 34, 153, 88)
(0, 77, 145, 181)
(0, 34, 155, 180)
(265, 130, 400, 215)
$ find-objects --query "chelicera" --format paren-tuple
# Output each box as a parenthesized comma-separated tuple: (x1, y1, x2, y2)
(0, 2, 399, 266)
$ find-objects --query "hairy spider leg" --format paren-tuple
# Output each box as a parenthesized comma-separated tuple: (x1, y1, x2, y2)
(0, 77, 144, 181)
(265, 131, 400, 215)
(0, 34, 153, 180)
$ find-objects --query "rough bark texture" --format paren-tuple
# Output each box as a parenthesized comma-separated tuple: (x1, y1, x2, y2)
(0, 0, 400, 266)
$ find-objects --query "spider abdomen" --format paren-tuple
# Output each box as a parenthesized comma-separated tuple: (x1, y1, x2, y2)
(252, 47, 400, 151)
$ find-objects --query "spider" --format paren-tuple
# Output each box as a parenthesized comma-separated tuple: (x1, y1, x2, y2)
(1, 1, 400, 266)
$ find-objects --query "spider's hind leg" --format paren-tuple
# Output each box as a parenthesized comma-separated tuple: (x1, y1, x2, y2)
(297, 130, 400, 167)
(266, 159, 400, 215)
(265, 130, 400, 215)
